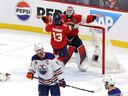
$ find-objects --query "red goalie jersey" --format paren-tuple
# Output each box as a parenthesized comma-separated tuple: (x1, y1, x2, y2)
(45, 23, 70, 49)
(60, 13, 96, 36)
(61, 14, 82, 36)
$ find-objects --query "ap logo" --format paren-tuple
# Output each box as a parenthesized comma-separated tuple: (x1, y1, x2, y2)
(15, 2, 31, 21)
(90, 10, 121, 31)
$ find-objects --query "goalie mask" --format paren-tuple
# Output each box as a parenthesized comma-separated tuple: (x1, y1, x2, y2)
(53, 13, 61, 25)
(66, 6, 75, 17)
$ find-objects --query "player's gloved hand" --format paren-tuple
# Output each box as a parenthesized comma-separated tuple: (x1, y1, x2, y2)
(0, 73, 11, 81)
(59, 79, 66, 88)
(26, 72, 34, 80)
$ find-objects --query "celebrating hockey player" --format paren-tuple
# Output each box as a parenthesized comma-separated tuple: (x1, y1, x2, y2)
(37, 7, 101, 71)
(60, 6, 101, 71)
(103, 75, 123, 96)
(26, 43, 66, 96)
(44, 13, 71, 67)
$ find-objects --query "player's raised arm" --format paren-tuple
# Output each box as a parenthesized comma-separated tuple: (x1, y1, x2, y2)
(37, 15, 53, 24)
(81, 13, 103, 24)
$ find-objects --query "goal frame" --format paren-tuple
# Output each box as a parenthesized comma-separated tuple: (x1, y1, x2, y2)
(80, 23, 106, 74)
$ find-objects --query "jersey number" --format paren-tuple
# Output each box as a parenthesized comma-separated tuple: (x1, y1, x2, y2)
(52, 32, 62, 42)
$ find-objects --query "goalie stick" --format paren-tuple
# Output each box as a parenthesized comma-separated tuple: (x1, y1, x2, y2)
(33, 77, 102, 93)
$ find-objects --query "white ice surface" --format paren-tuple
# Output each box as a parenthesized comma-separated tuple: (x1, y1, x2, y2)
(0, 29, 128, 96)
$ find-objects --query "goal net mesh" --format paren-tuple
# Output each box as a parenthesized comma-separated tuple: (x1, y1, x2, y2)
(77, 23, 124, 74)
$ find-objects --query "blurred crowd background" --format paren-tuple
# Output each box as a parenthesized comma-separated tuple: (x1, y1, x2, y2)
(46, 0, 128, 11)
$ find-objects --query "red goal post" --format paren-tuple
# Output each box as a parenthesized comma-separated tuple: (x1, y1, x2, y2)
(79, 22, 124, 74)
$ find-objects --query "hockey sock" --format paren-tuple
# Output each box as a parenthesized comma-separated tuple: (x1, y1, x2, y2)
(64, 46, 75, 64)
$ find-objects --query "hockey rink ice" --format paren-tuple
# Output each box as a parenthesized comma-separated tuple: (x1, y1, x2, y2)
(0, 29, 128, 96)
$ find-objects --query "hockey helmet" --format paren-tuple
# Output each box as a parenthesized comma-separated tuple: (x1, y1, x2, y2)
(108, 78, 116, 85)
(103, 74, 116, 89)
(34, 43, 44, 53)
(53, 13, 61, 25)
(66, 6, 75, 17)
(103, 75, 116, 84)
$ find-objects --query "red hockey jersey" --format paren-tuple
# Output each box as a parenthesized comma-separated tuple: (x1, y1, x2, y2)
(61, 14, 96, 36)
(61, 14, 82, 36)
(45, 23, 70, 49)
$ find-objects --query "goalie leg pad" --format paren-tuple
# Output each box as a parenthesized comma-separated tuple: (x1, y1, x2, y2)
(78, 45, 87, 65)
(76, 45, 88, 71)
(64, 46, 75, 64)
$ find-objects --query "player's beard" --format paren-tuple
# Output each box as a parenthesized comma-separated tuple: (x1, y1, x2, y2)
(37, 52, 45, 60)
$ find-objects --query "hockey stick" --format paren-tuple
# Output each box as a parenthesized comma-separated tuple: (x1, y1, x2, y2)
(33, 77, 100, 93)
(65, 84, 95, 93)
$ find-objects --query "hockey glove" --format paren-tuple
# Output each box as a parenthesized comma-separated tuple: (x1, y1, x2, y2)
(0, 73, 11, 81)
(59, 79, 66, 88)
(26, 72, 34, 80)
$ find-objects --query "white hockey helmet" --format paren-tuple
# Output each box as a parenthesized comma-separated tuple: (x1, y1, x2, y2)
(34, 43, 44, 53)
(108, 78, 116, 85)
(66, 6, 75, 17)
(103, 74, 116, 85)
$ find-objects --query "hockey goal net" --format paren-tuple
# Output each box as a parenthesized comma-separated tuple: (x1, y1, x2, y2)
(78, 22, 124, 74)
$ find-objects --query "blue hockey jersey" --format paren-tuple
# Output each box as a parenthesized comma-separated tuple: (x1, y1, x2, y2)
(108, 87, 121, 96)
